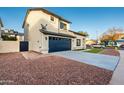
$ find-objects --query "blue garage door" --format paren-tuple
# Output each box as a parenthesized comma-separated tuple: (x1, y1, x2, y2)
(49, 37, 71, 52)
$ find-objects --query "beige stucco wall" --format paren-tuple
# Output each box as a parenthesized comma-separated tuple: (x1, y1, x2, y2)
(0, 41, 19, 53)
(24, 10, 71, 39)
(24, 10, 70, 34)
(17, 36, 24, 41)
(28, 34, 48, 53)
(71, 34, 86, 50)
(24, 24, 29, 41)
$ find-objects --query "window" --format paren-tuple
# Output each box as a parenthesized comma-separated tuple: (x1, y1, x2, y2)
(60, 22, 67, 30)
(76, 39, 81, 46)
(49, 37, 52, 40)
(82, 38, 85, 43)
(45, 37, 47, 40)
(50, 16, 54, 21)
(53, 37, 55, 40)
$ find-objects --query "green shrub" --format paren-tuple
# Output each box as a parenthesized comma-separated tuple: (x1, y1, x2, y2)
(2, 35, 17, 41)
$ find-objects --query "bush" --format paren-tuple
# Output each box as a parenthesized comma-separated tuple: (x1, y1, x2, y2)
(2, 35, 17, 41)
(105, 46, 118, 49)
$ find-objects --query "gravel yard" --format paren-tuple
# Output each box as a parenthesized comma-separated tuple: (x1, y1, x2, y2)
(0, 52, 113, 85)
(100, 49, 120, 56)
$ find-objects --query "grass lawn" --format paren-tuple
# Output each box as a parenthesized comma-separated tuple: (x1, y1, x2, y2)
(84, 48, 103, 53)
(84, 48, 120, 56)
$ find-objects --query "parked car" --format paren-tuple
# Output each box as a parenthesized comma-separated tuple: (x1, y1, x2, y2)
(120, 45, 124, 48)
(86, 44, 92, 49)
(92, 44, 105, 48)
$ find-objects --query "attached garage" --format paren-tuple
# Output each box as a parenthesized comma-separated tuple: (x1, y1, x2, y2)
(49, 37, 71, 52)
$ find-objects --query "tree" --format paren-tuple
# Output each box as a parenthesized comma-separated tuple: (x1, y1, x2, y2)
(121, 37, 124, 39)
(78, 31, 89, 37)
(100, 27, 124, 46)
(1, 35, 17, 41)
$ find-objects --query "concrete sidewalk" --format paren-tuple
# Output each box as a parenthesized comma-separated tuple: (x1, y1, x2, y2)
(110, 50, 124, 85)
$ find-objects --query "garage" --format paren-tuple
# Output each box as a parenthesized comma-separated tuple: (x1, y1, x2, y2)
(49, 37, 71, 52)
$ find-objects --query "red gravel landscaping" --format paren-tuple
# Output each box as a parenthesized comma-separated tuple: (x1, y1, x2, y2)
(0, 52, 113, 85)
(100, 49, 120, 56)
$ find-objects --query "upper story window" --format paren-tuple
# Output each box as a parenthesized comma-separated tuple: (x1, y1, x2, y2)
(76, 39, 81, 46)
(50, 16, 54, 21)
(60, 22, 67, 30)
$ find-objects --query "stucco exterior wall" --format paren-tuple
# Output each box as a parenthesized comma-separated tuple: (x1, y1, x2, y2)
(17, 36, 24, 41)
(72, 34, 86, 50)
(24, 11, 70, 34)
(28, 35, 48, 54)
(0, 41, 19, 53)
(24, 11, 71, 38)
(24, 24, 29, 41)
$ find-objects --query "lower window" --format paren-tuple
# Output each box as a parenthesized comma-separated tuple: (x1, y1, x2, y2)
(76, 39, 81, 46)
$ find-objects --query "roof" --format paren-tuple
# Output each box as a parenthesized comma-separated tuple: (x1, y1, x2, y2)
(22, 8, 72, 28)
(69, 30, 86, 37)
(40, 29, 76, 38)
(17, 33, 24, 36)
(116, 39, 124, 42)
(0, 18, 3, 27)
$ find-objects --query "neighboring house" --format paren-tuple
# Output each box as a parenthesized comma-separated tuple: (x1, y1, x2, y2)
(86, 39, 97, 45)
(2, 29, 18, 37)
(22, 8, 86, 53)
(1, 29, 18, 41)
(1, 29, 24, 41)
(0, 18, 4, 40)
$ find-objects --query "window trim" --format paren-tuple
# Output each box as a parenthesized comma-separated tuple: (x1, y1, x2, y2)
(60, 22, 67, 30)
(50, 16, 54, 21)
(76, 39, 81, 46)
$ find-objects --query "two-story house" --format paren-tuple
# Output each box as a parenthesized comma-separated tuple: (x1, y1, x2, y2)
(0, 18, 3, 40)
(22, 8, 86, 53)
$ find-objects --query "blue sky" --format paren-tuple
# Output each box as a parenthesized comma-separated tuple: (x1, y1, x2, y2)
(0, 7, 124, 39)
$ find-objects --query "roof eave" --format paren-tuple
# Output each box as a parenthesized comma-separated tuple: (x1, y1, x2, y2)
(40, 29, 76, 38)
(69, 30, 86, 37)
(22, 9, 30, 28)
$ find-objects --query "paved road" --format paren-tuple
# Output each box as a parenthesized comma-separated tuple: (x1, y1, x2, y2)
(51, 51, 119, 71)
(110, 50, 124, 85)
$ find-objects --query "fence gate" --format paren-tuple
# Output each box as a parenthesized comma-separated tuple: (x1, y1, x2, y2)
(20, 41, 28, 52)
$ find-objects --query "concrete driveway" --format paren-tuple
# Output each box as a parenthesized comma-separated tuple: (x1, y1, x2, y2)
(51, 51, 120, 71)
